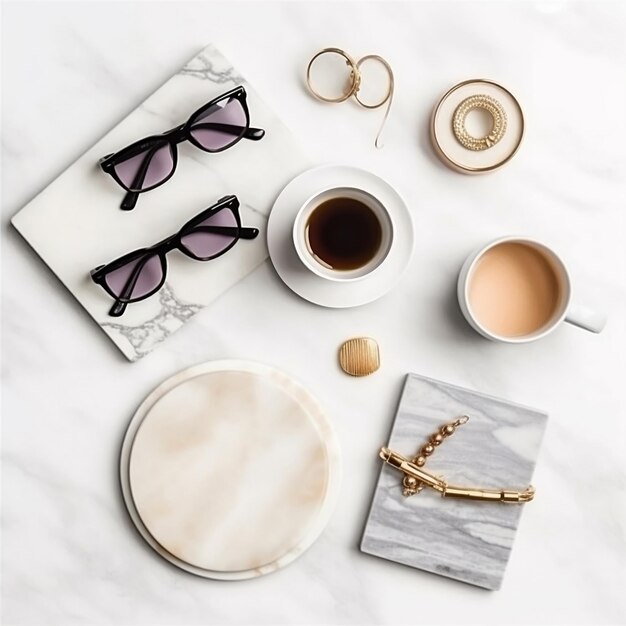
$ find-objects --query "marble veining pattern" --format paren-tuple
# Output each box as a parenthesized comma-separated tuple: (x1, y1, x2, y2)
(180, 51, 245, 85)
(361, 374, 547, 590)
(101, 283, 202, 361)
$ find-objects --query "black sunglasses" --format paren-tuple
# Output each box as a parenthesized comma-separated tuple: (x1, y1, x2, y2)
(91, 195, 259, 317)
(99, 86, 265, 211)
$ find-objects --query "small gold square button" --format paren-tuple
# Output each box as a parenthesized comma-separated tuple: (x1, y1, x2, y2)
(338, 337, 380, 377)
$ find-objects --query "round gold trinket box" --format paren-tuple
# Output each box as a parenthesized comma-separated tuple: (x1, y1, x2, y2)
(430, 79, 524, 174)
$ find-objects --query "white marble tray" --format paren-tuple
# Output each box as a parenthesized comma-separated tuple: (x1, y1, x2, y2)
(361, 373, 548, 590)
(11, 44, 311, 361)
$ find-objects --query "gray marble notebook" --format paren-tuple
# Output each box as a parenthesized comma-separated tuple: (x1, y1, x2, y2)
(361, 374, 547, 590)
(11, 44, 310, 361)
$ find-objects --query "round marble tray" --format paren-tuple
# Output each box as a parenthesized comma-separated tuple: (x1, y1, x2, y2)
(120, 360, 341, 580)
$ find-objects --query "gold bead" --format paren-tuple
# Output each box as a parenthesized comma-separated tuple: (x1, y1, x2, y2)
(402, 475, 418, 497)
(416, 456, 426, 466)
(422, 444, 434, 456)
(431, 433, 444, 446)
(444, 424, 455, 435)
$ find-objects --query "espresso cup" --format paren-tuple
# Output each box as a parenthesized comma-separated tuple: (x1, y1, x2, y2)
(293, 187, 394, 281)
(457, 236, 606, 343)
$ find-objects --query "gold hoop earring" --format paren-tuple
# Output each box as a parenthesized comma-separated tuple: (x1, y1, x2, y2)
(305, 48, 394, 149)
(306, 48, 360, 103)
(354, 55, 394, 149)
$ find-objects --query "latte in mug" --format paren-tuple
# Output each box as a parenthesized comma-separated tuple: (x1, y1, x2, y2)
(457, 237, 605, 343)
(468, 242, 561, 337)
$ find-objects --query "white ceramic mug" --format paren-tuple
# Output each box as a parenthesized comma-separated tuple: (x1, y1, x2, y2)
(457, 236, 606, 343)
(292, 186, 394, 282)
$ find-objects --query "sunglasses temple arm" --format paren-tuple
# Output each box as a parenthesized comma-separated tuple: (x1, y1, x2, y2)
(239, 227, 260, 239)
(120, 144, 164, 211)
(106, 256, 150, 317)
(192, 122, 264, 141)
(194, 225, 259, 240)
(121, 191, 140, 211)
(108, 300, 129, 317)
(89, 265, 126, 315)
(244, 127, 265, 140)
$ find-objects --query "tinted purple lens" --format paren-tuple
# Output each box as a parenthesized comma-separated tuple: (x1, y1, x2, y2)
(104, 254, 163, 300)
(180, 208, 238, 258)
(189, 96, 247, 151)
(113, 143, 174, 191)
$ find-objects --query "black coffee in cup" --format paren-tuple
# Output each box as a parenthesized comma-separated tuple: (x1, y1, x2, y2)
(305, 197, 383, 270)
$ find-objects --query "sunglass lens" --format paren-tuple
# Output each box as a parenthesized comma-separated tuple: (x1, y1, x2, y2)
(104, 254, 164, 301)
(189, 96, 247, 151)
(113, 142, 174, 192)
(180, 208, 239, 259)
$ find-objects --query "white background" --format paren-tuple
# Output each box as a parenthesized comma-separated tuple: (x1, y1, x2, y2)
(2, 1, 625, 624)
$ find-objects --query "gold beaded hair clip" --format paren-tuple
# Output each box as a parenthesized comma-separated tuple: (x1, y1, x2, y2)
(306, 47, 394, 149)
(380, 416, 535, 503)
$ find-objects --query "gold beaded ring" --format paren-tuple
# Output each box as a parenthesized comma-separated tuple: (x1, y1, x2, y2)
(452, 94, 507, 151)
(306, 47, 395, 148)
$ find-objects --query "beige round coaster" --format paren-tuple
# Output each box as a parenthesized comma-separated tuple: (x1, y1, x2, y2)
(120, 360, 341, 580)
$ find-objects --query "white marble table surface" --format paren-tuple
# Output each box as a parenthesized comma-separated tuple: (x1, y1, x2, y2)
(2, 2, 625, 624)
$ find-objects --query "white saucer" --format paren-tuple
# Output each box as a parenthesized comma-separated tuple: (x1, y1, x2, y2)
(120, 360, 341, 580)
(267, 165, 414, 308)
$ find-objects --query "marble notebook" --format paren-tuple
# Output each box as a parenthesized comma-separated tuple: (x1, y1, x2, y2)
(361, 373, 547, 590)
(11, 44, 311, 361)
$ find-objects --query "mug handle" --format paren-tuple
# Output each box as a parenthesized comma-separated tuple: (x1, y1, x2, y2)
(565, 303, 607, 334)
